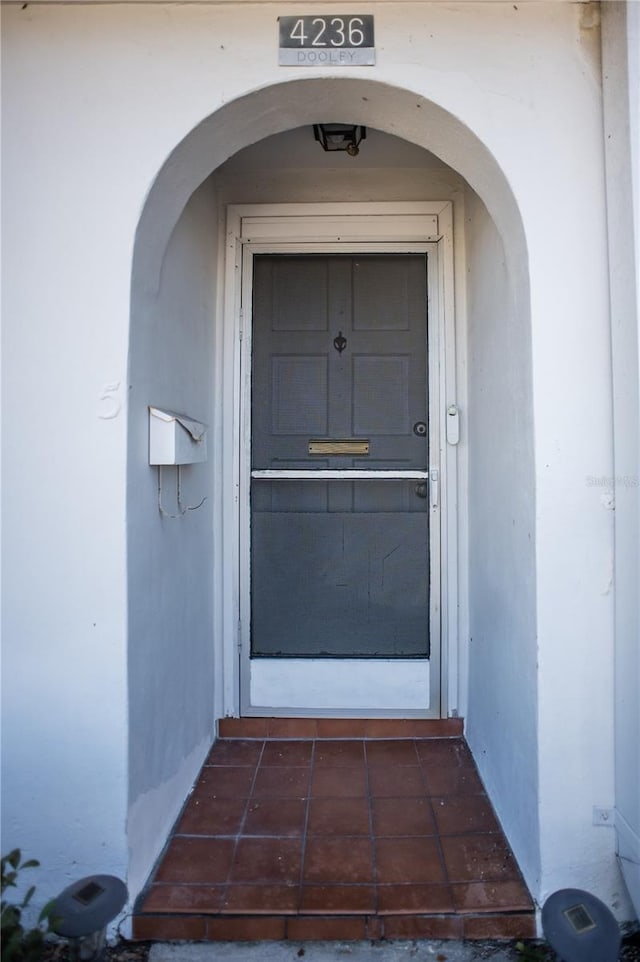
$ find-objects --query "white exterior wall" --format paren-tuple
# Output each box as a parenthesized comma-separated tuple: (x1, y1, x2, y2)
(127, 180, 218, 900)
(601, 1, 640, 920)
(529, 3, 622, 908)
(1, 4, 132, 901)
(1, 0, 635, 924)
(464, 190, 538, 892)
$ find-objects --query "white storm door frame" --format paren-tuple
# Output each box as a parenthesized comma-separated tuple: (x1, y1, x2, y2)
(221, 202, 457, 718)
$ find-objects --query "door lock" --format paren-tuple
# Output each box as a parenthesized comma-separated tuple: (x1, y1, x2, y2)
(413, 421, 427, 437)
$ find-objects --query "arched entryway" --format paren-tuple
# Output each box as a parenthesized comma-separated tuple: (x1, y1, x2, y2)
(128, 77, 537, 916)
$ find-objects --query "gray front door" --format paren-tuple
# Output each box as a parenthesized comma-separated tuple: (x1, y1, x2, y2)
(250, 253, 430, 661)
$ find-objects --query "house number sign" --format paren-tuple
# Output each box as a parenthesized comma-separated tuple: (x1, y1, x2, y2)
(279, 15, 375, 66)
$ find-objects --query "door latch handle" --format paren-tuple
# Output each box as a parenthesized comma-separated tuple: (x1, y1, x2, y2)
(430, 468, 439, 508)
(446, 404, 460, 445)
(415, 482, 428, 499)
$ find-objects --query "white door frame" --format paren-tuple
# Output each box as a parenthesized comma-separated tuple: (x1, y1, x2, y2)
(220, 202, 457, 718)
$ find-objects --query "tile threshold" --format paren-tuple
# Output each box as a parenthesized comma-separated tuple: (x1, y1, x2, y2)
(134, 721, 535, 943)
(218, 718, 464, 739)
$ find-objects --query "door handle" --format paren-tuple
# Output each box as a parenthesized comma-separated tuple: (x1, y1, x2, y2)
(430, 468, 439, 508)
(415, 482, 428, 499)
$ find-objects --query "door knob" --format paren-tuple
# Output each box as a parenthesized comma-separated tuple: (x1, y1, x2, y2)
(415, 482, 428, 499)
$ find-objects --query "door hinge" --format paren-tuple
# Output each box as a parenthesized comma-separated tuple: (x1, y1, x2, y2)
(239, 308, 244, 340)
(237, 619, 242, 652)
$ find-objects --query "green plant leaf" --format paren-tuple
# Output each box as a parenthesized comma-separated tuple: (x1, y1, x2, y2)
(1, 904, 21, 928)
(38, 899, 59, 926)
(1, 872, 18, 892)
(6, 851, 21, 871)
(1, 849, 53, 962)
(1, 927, 24, 962)
(22, 886, 36, 910)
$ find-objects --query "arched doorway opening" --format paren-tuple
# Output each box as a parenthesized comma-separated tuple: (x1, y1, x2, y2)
(128, 77, 537, 904)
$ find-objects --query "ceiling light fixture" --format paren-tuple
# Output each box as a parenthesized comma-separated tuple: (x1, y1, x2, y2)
(313, 123, 366, 157)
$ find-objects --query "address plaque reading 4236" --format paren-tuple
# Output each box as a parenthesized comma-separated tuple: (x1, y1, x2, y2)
(279, 15, 375, 66)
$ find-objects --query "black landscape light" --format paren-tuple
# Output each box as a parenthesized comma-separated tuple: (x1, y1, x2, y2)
(51, 874, 128, 960)
(313, 123, 366, 156)
(541, 888, 621, 962)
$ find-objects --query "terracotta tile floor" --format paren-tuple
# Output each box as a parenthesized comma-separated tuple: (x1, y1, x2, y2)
(134, 723, 535, 942)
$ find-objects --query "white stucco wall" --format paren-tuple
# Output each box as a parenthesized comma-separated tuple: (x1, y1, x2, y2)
(530, 0, 624, 906)
(464, 189, 538, 893)
(1, 0, 634, 923)
(601, 0, 640, 920)
(1, 3, 131, 906)
(127, 179, 218, 900)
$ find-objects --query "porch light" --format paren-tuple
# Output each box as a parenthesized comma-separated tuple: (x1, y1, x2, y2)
(51, 875, 128, 960)
(541, 888, 621, 962)
(313, 123, 366, 156)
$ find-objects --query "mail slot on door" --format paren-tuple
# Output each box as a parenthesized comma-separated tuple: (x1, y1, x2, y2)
(308, 440, 370, 455)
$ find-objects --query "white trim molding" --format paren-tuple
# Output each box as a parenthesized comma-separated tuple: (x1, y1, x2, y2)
(220, 202, 457, 718)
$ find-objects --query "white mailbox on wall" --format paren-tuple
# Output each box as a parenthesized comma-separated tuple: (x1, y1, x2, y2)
(149, 407, 208, 465)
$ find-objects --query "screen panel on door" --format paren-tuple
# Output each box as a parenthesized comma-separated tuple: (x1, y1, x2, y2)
(251, 254, 429, 658)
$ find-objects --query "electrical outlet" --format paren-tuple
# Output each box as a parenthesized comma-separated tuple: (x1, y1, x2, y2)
(593, 806, 614, 826)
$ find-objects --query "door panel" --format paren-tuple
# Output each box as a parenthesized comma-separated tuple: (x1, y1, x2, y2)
(250, 253, 429, 663)
(252, 255, 427, 470)
(352, 255, 421, 331)
(352, 355, 410, 435)
(251, 479, 429, 657)
(271, 355, 328, 436)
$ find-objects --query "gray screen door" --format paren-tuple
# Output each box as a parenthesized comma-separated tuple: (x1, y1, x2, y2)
(250, 253, 429, 659)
